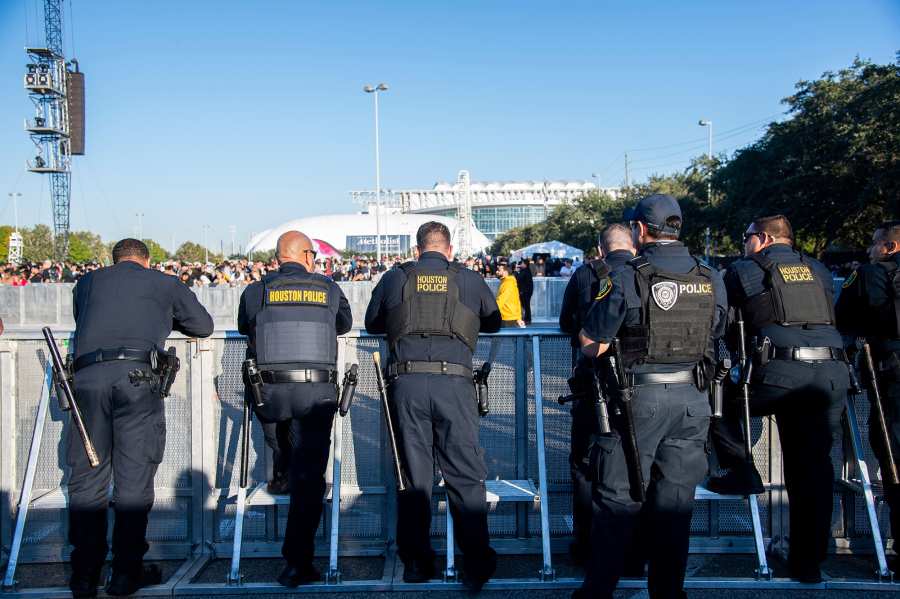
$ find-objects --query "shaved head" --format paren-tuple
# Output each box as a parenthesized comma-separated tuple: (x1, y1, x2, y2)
(599, 223, 635, 256)
(276, 230, 313, 264)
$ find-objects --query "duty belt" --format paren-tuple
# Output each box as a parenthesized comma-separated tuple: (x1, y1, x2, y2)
(387, 360, 473, 378)
(629, 370, 695, 386)
(260, 369, 336, 384)
(769, 346, 847, 362)
(74, 347, 153, 372)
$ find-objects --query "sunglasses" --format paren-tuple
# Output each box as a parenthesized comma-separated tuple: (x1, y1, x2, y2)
(303, 249, 318, 260)
(742, 231, 763, 243)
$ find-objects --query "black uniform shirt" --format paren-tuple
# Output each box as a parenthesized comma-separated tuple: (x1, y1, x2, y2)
(836, 252, 900, 356)
(365, 251, 501, 365)
(725, 244, 842, 349)
(237, 262, 353, 356)
(582, 242, 727, 373)
(72, 260, 214, 359)
(559, 249, 634, 345)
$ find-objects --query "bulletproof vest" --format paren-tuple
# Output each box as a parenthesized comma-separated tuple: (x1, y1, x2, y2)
(619, 256, 716, 367)
(743, 252, 834, 330)
(385, 261, 481, 353)
(876, 261, 900, 338)
(254, 274, 338, 368)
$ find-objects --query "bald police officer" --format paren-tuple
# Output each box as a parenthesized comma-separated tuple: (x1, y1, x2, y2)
(237, 231, 352, 587)
(577, 195, 726, 599)
(558, 223, 635, 564)
(68, 239, 213, 597)
(365, 222, 501, 590)
(836, 220, 900, 571)
(719, 215, 847, 582)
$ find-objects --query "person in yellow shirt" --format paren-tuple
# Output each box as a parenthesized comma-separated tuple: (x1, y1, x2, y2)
(496, 260, 525, 327)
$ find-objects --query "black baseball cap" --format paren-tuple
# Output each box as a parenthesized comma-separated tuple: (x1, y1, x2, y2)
(624, 194, 682, 236)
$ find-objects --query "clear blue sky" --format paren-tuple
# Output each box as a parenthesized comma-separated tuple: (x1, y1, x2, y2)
(1, 1, 897, 251)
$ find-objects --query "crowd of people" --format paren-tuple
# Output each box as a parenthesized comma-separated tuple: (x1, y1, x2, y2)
(0, 253, 584, 286)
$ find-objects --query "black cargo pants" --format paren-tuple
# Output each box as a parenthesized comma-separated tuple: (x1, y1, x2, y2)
(389, 373, 496, 577)
(68, 361, 165, 578)
(581, 381, 710, 599)
(252, 381, 336, 568)
(751, 359, 846, 571)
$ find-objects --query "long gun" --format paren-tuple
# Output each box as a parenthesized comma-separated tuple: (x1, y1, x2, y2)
(41, 327, 99, 468)
(735, 310, 755, 468)
(610, 339, 646, 503)
(861, 343, 899, 485)
(239, 391, 252, 488)
(373, 352, 407, 492)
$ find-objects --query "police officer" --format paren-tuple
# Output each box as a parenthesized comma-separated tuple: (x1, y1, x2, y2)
(68, 239, 213, 598)
(836, 220, 900, 570)
(719, 215, 847, 582)
(237, 231, 352, 587)
(577, 195, 726, 599)
(365, 222, 501, 590)
(558, 223, 635, 564)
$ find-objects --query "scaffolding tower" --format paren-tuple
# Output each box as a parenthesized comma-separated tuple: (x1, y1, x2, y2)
(23, 0, 74, 256)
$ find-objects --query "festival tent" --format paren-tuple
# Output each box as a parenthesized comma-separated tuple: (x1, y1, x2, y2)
(510, 240, 584, 262)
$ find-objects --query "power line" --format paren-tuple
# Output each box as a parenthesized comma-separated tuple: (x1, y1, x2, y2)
(627, 113, 782, 153)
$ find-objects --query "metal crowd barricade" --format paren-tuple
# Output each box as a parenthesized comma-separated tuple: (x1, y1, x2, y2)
(0, 327, 895, 595)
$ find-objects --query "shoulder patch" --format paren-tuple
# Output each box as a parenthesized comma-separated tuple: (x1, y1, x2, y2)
(842, 270, 858, 289)
(594, 276, 612, 301)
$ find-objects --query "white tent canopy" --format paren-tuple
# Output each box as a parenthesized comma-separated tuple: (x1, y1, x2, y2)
(510, 240, 584, 262)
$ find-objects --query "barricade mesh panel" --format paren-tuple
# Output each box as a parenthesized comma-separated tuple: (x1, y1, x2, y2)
(9, 330, 884, 563)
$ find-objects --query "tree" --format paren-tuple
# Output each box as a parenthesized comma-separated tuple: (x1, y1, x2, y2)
(715, 55, 900, 255)
(66, 231, 107, 263)
(143, 238, 170, 263)
(175, 241, 219, 263)
(22, 225, 54, 262)
(0, 226, 13, 261)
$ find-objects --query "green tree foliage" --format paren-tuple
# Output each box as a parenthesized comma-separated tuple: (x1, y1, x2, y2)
(67, 231, 107, 263)
(175, 241, 220, 263)
(143, 238, 170, 263)
(715, 55, 900, 255)
(22, 225, 54, 262)
(0, 226, 13, 260)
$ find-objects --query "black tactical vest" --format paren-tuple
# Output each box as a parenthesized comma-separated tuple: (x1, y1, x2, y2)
(579, 260, 611, 324)
(254, 275, 339, 368)
(620, 256, 716, 367)
(876, 261, 900, 338)
(743, 252, 834, 330)
(385, 261, 481, 353)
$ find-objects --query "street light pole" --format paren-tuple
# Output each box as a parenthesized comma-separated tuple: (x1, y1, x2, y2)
(591, 173, 600, 196)
(364, 83, 388, 263)
(699, 119, 713, 204)
(135, 212, 144, 241)
(8, 192, 22, 232)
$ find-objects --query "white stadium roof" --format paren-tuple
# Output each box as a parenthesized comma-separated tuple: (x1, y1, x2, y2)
(246, 212, 491, 255)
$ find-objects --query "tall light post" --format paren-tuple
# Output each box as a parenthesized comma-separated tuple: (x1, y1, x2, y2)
(135, 212, 144, 241)
(364, 83, 388, 263)
(229, 225, 236, 258)
(591, 173, 601, 196)
(698, 119, 713, 204)
(202, 225, 211, 264)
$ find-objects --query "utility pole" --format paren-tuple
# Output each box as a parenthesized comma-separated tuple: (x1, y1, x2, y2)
(364, 83, 388, 263)
(624, 152, 630, 200)
(229, 225, 236, 258)
(699, 120, 713, 204)
(135, 212, 144, 240)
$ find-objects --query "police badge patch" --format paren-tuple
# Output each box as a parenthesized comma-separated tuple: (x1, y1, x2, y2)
(651, 281, 679, 311)
(842, 270, 858, 289)
(594, 276, 612, 301)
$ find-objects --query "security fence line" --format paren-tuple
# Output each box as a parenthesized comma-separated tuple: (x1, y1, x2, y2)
(0, 327, 894, 595)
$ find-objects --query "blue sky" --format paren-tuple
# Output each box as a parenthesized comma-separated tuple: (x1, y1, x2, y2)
(1, 1, 897, 251)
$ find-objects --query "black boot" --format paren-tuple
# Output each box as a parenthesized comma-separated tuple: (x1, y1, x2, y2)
(68, 567, 101, 598)
(402, 558, 436, 583)
(277, 562, 320, 587)
(105, 564, 162, 596)
(707, 466, 764, 496)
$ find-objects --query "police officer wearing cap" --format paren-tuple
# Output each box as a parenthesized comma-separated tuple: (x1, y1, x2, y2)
(237, 230, 352, 587)
(365, 221, 501, 590)
(558, 222, 635, 564)
(68, 239, 213, 598)
(836, 220, 900, 571)
(577, 195, 726, 599)
(715, 215, 847, 583)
